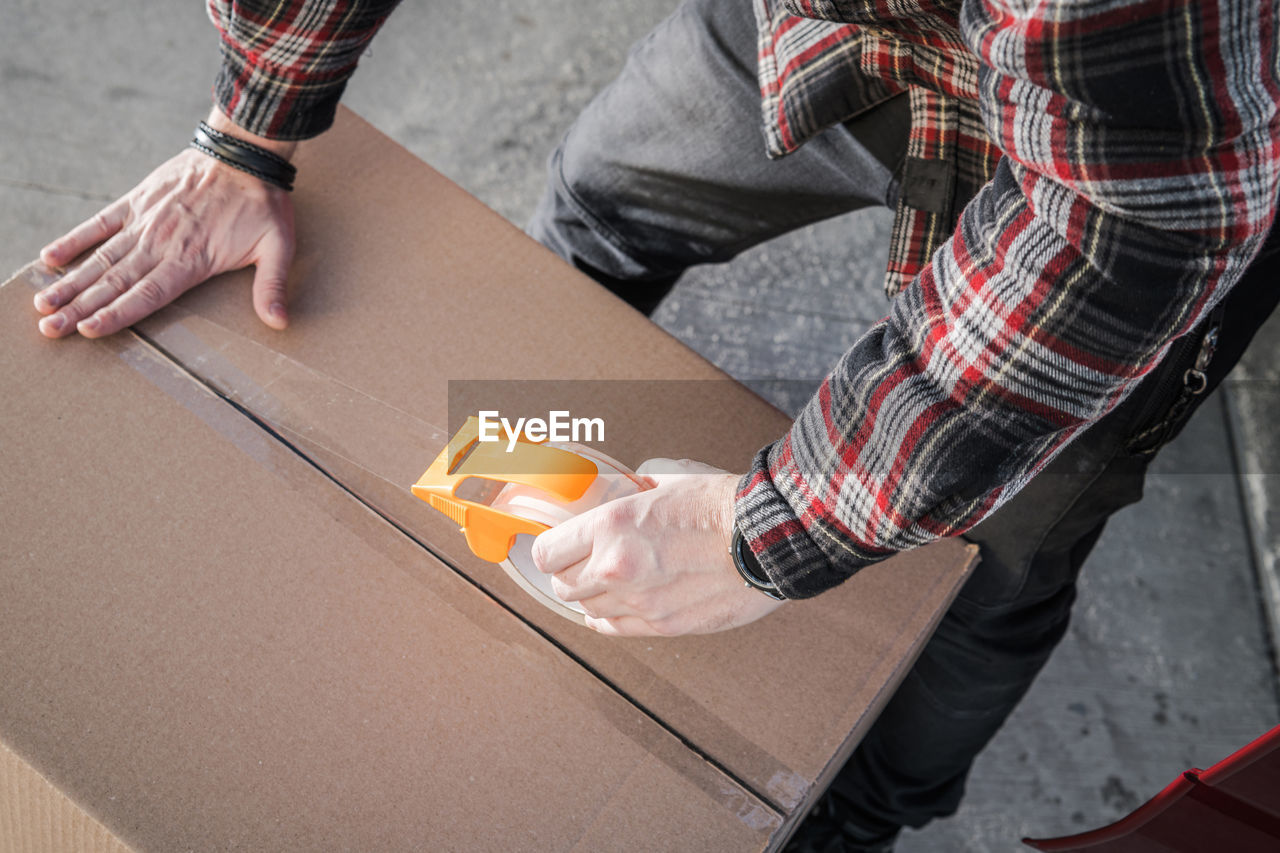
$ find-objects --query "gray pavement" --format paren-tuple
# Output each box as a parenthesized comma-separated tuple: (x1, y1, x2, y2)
(1225, 310, 1280, 683)
(4, 1, 1278, 850)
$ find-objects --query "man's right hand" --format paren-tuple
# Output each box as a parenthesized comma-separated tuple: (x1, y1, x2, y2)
(34, 112, 298, 339)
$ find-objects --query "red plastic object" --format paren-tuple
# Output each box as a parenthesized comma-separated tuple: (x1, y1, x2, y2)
(1023, 723, 1280, 852)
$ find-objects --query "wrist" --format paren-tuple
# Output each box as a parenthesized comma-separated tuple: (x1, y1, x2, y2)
(205, 106, 297, 161)
(192, 109, 298, 191)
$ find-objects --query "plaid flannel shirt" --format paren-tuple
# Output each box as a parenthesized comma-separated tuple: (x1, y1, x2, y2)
(208, 0, 1280, 599)
(739, 0, 1280, 597)
(207, 0, 401, 140)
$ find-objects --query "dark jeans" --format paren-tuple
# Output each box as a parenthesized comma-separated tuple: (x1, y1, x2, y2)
(525, 0, 1280, 839)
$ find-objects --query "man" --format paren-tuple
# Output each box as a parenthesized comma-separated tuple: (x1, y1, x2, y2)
(31, 0, 1280, 849)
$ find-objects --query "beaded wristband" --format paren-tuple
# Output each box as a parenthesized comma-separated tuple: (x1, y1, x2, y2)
(189, 121, 296, 191)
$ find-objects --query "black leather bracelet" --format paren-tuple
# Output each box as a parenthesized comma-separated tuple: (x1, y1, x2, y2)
(190, 121, 296, 191)
(730, 528, 786, 601)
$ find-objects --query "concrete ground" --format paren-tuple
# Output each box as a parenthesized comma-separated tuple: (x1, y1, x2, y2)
(4, 1, 1278, 849)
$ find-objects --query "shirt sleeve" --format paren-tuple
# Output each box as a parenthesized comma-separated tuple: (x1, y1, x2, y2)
(735, 0, 1280, 598)
(207, 0, 402, 140)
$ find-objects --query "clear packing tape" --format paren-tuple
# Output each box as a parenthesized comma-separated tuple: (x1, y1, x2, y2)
(22, 263, 647, 624)
(139, 311, 651, 624)
(141, 312, 451, 498)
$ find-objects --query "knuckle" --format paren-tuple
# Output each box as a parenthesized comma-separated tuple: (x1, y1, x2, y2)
(171, 244, 206, 276)
(649, 615, 684, 637)
(132, 278, 168, 309)
(599, 550, 634, 582)
(140, 213, 178, 245)
(591, 561, 620, 585)
(593, 618, 624, 636)
(89, 245, 115, 271)
(99, 270, 131, 296)
(596, 501, 634, 532)
(549, 576, 573, 601)
(258, 279, 287, 301)
(181, 242, 208, 268)
(91, 306, 119, 331)
(626, 589, 657, 616)
(59, 297, 89, 322)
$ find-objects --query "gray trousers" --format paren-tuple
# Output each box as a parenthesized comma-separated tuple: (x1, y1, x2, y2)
(527, 0, 1280, 839)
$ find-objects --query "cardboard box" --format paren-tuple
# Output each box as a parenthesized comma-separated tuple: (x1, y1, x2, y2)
(0, 109, 977, 851)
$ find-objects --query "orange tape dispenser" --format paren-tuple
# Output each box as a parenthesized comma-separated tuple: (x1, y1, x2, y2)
(412, 416, 649, 624)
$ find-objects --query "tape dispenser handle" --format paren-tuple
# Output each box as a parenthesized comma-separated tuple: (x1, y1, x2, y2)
(412, 416, 599, 563)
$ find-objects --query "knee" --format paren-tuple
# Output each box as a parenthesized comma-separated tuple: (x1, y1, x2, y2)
(525, 143, 609, 261)
(527, 143, 684, 303)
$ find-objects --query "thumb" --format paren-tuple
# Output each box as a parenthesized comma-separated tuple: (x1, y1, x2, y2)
(251, 235, 294, 330)
(635, 457, 729, 486)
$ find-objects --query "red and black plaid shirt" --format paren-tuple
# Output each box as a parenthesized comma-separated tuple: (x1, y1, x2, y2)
(208, 0, 399, 140)
(209, 0, 1280, 598)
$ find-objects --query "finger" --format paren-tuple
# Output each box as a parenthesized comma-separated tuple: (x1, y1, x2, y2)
(251, 232, 295, 330)
(583, 615, 659, 637)
(634, 457, 676, 478)
(530, 511, 597, 574)
(635, 457, 730, 483)
(549, 561, 614, 604)
(573, 588, 654, 621)
(35, 229, 139, 316)
(547, 557, 591, 601)
(43, 249, 152, 338)
(77, 258, 190, 338)
(39, 197, 131, 268)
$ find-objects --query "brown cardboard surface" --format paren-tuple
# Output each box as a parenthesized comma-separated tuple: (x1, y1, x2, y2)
(116, 108, 978, 815)
(1, 741, 130, 853)
(5, 108, 977, 847)
(0, 278, 778, 851)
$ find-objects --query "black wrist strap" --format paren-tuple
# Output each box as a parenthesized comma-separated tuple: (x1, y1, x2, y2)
(730, 528, 786, 601)
(190, 121, 296, 191)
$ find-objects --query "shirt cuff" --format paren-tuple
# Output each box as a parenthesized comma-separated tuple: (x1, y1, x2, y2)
(733, 439, 885, 599)
(211, 40, 351, 141)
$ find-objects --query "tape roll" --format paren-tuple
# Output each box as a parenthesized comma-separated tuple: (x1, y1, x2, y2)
(491, 443, 647, 624)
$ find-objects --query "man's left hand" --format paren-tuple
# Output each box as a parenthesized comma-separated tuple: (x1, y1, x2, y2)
(531, 457, 785, 637)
